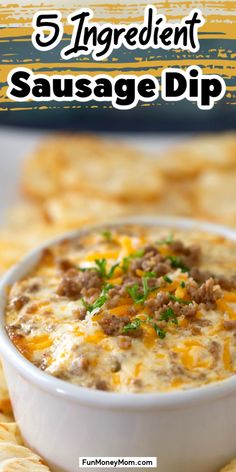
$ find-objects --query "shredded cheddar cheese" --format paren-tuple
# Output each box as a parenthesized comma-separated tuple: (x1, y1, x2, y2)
(5, 225, 236, 393)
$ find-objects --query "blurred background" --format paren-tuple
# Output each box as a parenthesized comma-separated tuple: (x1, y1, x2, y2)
(1, 100, 235, 133)
(0, 1, 236, 270)
(0, 127, 236, 275)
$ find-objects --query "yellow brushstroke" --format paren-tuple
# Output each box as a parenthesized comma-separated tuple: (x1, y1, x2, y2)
(1, 1, 236, 110)
(1, 1, 236, 38)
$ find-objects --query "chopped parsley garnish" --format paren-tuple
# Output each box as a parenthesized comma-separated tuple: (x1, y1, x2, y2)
(180, 281, 186, 288)
(78, 259, 119, 279)
(142, 273, 158, 293)
(82, 295, 107, 313)
(146, 316, 167, 339)
(95, 258, 119, 279)
(134, 249, 145, 257)
(169, 293, 191, 305)
(94, 258, 107, 278)
(79, 258, 119, 280)
(121, 257, 130, 273)
(77, 266, 93, 272)
(167, 255, 189, 273)
(123, 316, 166, 339)
(163, 275, 172, 284)
(165, 233, 174, 244)
(160, 307, 178, 325)
(126, 283, 145, 304)
(82, 284, 113, 313)
(153, 325, 166, 339)
(107, 263, 120, 279)
(101, 230, 112, 241)
(123, 318, 141, 333)
(144, 271, 156, 278)
(122, 308, 180, 340)
(126, 273, 158, 304)
(121, 249, 145, 272)
(156, 232, 174, 246)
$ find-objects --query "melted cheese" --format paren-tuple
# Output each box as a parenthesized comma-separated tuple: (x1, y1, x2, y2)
(5, 226, 236, 393)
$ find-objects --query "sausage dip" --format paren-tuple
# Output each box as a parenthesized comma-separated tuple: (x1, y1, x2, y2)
(5, 225, 236, 393)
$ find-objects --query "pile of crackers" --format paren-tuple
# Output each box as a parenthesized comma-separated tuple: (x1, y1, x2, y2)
(0, 364, 52, 470)
(1, 131, 236, 275)
(0, 132, 236, 471)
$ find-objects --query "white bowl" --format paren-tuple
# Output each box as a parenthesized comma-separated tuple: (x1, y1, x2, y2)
(0, 216, 236, 472)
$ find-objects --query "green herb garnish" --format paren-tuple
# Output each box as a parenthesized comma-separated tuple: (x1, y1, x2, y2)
(127, 273, 158, 304)
(82, 284, 113, 313)
(167, 256, 189, 273)
(154, 325, 166, 339)
(82, 295, 107, 313)
(101, 230, 112, 241)
(107, 263, 119, 278)
(123, 316, 166, 340)
(94, 258, 107, 278)
(78, 258, 119, 279)
(134, 249, 145, 257)
(144, 271, 157, 278)
(146, 317, 167, 339)
(126, 283, 144, 304)
(121, 249, 145, 272)
(163, 275, 172, 284)
(160, 307, 178, 325)
(93, 259, 119, 279)
(156, 233, 174, 246)
(180, 281, 186, 288)
(95, 259, 119, 279)
(121, 257, 130, 272)
(165, 233, 174, 244)
(169, 293, 191, 305)
(123, 318, 141, 333)
(78, 266, 95, 272)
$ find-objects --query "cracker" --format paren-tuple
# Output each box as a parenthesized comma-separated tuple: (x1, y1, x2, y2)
(44, 192, 130, 230)
(0, 220, 64, 273)
(0, 443, 51, 471)
(22, 134, 163, 202)
(0, 195, 129, 273)
(0, 366, 12, 417)
(220, 460, 236, 472)
(0, 458, 51, 471)
(158, 133, 236, 179)
(0, 443, 41, 461)
(0, 417, 14, 425)
(5, 204, 46, 230)
(0, 229, 43, 274)
(194, 170, 236, 224)
(0, 424, 52, 470)
(0, 424, 22, 446)
(124, 179, 194, 218)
